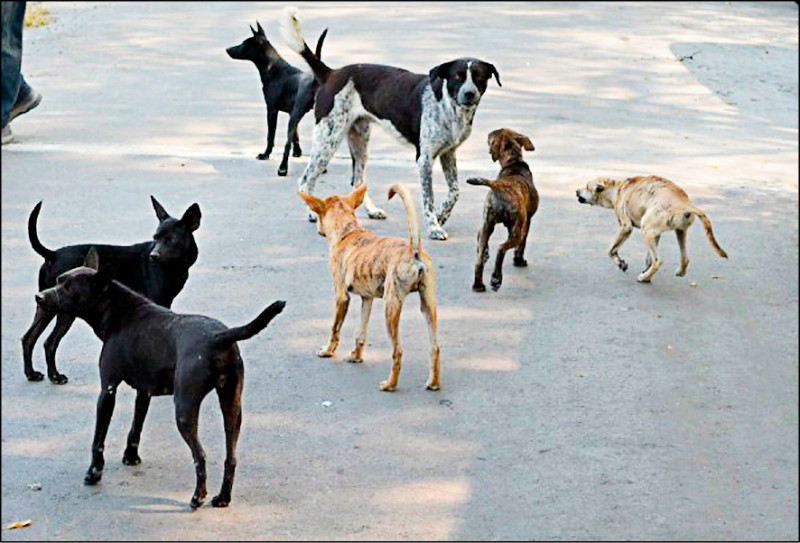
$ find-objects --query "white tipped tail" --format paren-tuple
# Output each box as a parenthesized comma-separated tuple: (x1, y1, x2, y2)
(388, 184, 422, 257)
(280, 6, 306, 54)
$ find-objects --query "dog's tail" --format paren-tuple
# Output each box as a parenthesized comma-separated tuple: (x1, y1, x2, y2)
(315, 28, 327, 60)
(466, 177, 497, 189)
(688, 208, 728, 259)
(388, 184, 422, 258)
(211, 300, 286, 349)
(28, 201, 56, 261)
(280, 6, 331, 84)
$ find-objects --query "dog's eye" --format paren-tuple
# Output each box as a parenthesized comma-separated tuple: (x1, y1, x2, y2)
(595, 186, 605, 193)
(453, 72, 464, 81)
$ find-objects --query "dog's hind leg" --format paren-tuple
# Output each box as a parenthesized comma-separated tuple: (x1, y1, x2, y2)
(473, 213, 495, 292)
(279, 103, 307, 177)
(42, 312, 75, 384)
(85, 381, 120, 485)
(175, 388, 209, 508)
(21, 305, 56, 382)
(491, 217, 526, 291)
(346, 297, 373, 363)
(643, 234, 661, 273)
(348, 119, 385, 219)
(211, 370, 243, 508)
(122, 390, 151, 466)
(675, 229, 689, 276)
(380, 288, 407, 391)
(638, 228, 663, 283)
(419, 270, 441, 391)
(319, 293, 350, 358)
(513, 217, 532, 267)
(436, 150, 459, 226)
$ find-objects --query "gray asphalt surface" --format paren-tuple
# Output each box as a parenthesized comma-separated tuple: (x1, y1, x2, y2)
(1, 2, 798, 540)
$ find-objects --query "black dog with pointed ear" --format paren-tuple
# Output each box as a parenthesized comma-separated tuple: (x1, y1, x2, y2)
(226, 19, 329, 176)
(22, 196, 202, 384)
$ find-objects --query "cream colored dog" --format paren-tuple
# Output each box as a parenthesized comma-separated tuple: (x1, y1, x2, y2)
(576, 175, 727, 282)
(299, 183, 441, 391)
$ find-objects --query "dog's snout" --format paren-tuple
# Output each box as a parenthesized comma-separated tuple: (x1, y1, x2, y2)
(35, 293, 44, 305)
(149, 252, 161, 262)
(464, 90, 476, 101)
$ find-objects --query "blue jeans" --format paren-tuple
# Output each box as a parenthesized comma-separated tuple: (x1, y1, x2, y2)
(1, 1, 27, 128)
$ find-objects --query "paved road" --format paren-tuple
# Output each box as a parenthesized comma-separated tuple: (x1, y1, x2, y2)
(2, 2, 797, 540)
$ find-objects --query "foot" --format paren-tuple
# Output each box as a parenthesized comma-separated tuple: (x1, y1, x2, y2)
(8, 88, 41, 123)
(428, 225, 448, 241)
(490, 274, 502, 291)
(48, 372, 68, 385)
(190, 489, 207, 509)
(211, 494, 230, 508)
(25, 370, 44, 382)
(425, 380, 440, 391)
(513, 257, 528, 267)
(292, 146, 302, 158)
(366, 207, 387, 220)
(84, 466, 103, 485)
(379, 380, 396, 392)
(318, 346, 336, 358)
(256, 152, 269, 160)
(345, 354, 363, 363)
(277, 164, 288, 177)
(616, 259, 628, 272)
(122, 448, 141, 466)
(472, 282, 486, 292)
(636, 273, 652, 283)
(1, 125, 13, 145)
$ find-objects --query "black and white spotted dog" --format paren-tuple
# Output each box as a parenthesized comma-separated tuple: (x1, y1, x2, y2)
(280, 6, 500, 240)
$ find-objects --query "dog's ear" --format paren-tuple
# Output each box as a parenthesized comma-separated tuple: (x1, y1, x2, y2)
(487, 130, 503, 162)
(250, 24, 257, 36)
(298, 192, 327, 215)
(429, 60, 455, 83)
(514, 132, 534, 151)
(151, 196, 171, 222)
(486, 62, 501, 87)
(256, 21, 265, 36)
(344, 183, 367, 210)
(180, 203, 202, 232)
(84, 247, 100, 271)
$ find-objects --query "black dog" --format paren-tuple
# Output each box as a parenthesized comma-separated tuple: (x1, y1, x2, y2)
(227, 21, 327, 176)
(35, 248, 286, 509)
(22, 197, 201, 384)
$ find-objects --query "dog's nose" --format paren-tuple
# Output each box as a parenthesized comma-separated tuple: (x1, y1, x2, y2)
(464, 90, 476, 101)
(35, 293, 44, 304)
(149, 252, 161, 262)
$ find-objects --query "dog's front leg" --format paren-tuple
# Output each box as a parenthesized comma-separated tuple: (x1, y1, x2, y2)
(279, 103, 306, 177)
(346, 297, 373, 363)
(300, 118, 347, 222)
(85, 383, 119, 485)
(319, 294, 350, 358)
(258, 107, 278, 160)
(348, 120, 386, 219)
(123, 390, 151, 466)
(436, 150, 459, 226)
(608, 224, 633, 272)
(418, 152, 447, 240)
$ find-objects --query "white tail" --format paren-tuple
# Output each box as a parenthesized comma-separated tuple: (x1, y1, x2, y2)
(279, 6, 306, 54)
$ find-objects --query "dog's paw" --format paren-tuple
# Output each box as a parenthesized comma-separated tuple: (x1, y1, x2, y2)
(428, 226, 448, 241)
(277, 165, 288, 177)
(425, 381, 440, 391)
(675, 265, 688, 277)
(618, 260, 629, 272)
(345, 355, 363, 364)
(256, 153, 269, 160)
(25, 370, 44, 382)
(84, 466, 103, 485)
(490, 275, 502, 291)
(636, 273, 652, 283)
(379, 380, 397, 392)
(122, 448, 141, 466)
(472, 283, 486, 292)
(292, 147, 302, 158)
(317, 347, 335, 358)
(190, 491, 207, 510)
(513, 257, 528, 268)
(48, 372, 68, 385)
(366, 207, 387, 220)
(211, 494, 230, 508)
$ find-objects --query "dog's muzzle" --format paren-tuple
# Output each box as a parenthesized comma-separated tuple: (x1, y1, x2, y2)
(576, 190, 587, 204)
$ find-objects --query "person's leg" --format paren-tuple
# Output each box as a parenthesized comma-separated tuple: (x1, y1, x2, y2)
(1, 1, 27, 129)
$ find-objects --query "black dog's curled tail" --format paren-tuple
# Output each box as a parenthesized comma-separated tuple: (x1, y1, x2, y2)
(212, 300, 286, 349)
(315, 28, 327, 60)
(28, 201, 56, 261)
